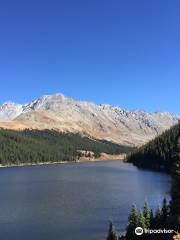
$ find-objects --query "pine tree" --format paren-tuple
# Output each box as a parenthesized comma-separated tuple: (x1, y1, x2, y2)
(106, 221, 118, 240)
(143, 200, 151, 228)
(138, 211, 146, 229)
(149, 209, 154, 228)
(154, 205, 162, 228)
(171, 138, 180, 231)
(126, 204, 139, 239)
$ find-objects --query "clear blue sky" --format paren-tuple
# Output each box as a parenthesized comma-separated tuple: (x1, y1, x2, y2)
(0, 0, 179, 114)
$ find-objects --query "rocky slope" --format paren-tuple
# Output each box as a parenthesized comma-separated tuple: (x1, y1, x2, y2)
(0, 93, 179, 146)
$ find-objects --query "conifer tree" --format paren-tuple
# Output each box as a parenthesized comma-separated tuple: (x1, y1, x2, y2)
(138, 211, 146, 229)
(154, 206, 162, 228)
(171, 138, 180, 231)
(149, 209, 154, 228)
(143, 200, 151, 228)
(106, 221, 118, 240)
(126, 204, 139, 239)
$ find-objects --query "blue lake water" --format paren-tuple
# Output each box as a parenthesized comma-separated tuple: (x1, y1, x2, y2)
(0, 161, 171, 240)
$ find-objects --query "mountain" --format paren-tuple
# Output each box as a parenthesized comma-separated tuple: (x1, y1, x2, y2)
(0, 102, 23, 121)
(0, 93, 179, 147)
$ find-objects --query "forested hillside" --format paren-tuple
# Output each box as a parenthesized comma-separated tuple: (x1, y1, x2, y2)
(107, 123, 180, 240)
(126, 122, 180, 233)
(0, 128, 132, 165)
(127, 122, 180, 172)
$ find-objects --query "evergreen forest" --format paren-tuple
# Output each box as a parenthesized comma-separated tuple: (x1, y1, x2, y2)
(107, 122, 180, 240)
(0, 128, 133, 165)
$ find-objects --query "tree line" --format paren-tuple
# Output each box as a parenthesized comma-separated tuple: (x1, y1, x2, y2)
(107, 199, 175, 240)
(0, 128, 133, 165)
(107, 122, 180, 240)
(127, 122, 180, 172)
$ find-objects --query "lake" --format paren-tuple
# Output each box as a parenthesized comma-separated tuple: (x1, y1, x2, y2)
(0, 161, 171, 240)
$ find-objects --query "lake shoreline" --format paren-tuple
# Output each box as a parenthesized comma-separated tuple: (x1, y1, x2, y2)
(0, 153, 126, 168)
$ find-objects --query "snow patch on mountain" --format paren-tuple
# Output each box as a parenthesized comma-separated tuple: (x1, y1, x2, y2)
(0, 102, 23, 121)
(0, 93, 179, 146)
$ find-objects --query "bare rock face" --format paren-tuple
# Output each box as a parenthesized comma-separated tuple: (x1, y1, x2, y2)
(0, 93, 179, 146)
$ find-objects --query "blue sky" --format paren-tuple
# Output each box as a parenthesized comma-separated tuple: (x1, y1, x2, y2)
(0, 0, 179, 114)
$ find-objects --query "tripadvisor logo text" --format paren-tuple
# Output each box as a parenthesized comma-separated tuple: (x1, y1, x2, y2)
(135, 227, 176, 235)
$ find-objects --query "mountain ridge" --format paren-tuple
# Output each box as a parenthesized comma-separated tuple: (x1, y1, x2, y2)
(0, 93, 179, 147)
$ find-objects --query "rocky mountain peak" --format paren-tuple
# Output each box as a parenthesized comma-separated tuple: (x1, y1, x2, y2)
(0, 101, 23, 121)
(0, 93, 179, 146)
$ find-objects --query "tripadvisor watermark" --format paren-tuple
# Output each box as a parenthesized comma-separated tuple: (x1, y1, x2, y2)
(145, 228, 175, 234)
(135, 227, 144, 235)
(135, 227, 176, 236)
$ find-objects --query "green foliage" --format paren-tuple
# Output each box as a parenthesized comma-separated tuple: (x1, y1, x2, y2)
(108, 123, 180, 240)
(126, 202, 153, 240)
(154, 205, 162, 228)
(138, 211, 146, 229)
(127, 122, 180, 172)
(119, 123, 180, 239)
(0, 128, 133, 166)
(171, 138, 180, 231)
(143, 200, 151, 228)
(106, 221, 118, 240)
(149, 209, 154, 228)
(126, 204, 139, 239)
(127, 122, 180, 231)
(125, 199, 172, 240)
